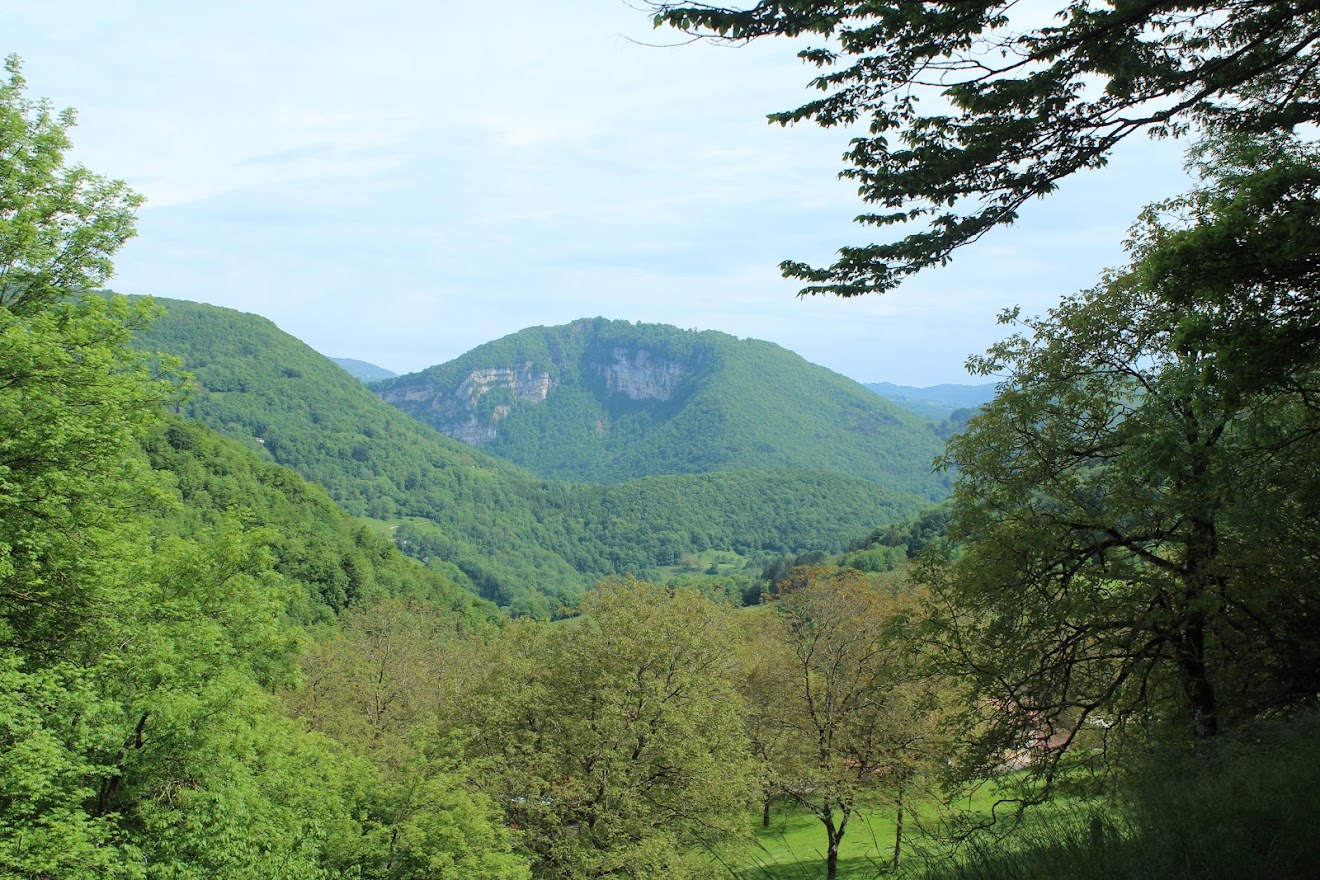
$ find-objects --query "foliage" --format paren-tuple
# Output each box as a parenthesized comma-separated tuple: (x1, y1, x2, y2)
(459, 579, 758, 879)
(139, 416, 496, 623)
(285, 597, 526, 880)
(648, 0, 1320, 295)
(0, 293, 175, 658)
(748, 566, 946, 879)
(844, 502, 953, 570)
(576, 469, 924, 561)
(665, 570, 763, 607)
(924, 136, 1320, 799)
(1127, 132, 1320, 395)
(2, 507, 340, 877)
(0, 55, 143, 314)
(375, 318, 949, 497)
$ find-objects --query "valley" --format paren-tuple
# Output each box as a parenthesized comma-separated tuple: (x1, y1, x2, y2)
(137, 299, 945, 616)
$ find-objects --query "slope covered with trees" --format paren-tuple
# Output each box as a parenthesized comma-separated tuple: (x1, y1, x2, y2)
(372, 318, 948, 498)
(138, 300, 931, 615)
(142, 416, 495, 623)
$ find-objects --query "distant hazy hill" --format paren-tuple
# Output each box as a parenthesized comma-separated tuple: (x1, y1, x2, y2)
(331, 357, 397, 382)
(138, 301, 931, 615)
(865, 381, 997, 419)
(373, 318, 948, 499)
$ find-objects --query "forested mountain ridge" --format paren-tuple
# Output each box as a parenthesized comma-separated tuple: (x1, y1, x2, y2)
(137, 298, 931, 616)
(372, 318, 948, 498)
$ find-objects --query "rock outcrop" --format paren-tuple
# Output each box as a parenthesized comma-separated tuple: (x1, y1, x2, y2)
(379, 362, 555, 445)
(598, 347, 685, 401)
(377, 340, 689, 446)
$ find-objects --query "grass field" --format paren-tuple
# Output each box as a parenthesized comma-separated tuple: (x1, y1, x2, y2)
(721, 781, 1044, 880)
(735, 801, 904, 879)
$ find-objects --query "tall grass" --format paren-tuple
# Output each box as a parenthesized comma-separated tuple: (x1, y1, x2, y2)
(916, 711, 1320, 880)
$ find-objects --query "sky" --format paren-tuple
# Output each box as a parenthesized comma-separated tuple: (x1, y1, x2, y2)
(5, 0, 1194, 385)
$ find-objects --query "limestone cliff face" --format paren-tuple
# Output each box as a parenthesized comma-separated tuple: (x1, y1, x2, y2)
(376, 337, 689, 447)
(378, 362, 555, 445)
(598, 347, 685, 400)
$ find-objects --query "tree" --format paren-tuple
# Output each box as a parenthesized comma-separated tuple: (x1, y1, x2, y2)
(753, 566, 942, 879)
(0, 55, 143, 314)
(0, 57, 348, 877)
(646, 1, 1320, 295)
(0, 293, 173, 659)
(727, 608, 798, 830)
(0, 59, 524, 880)
(288, 596, 475, 761)
(1126, 132, 1320, 394)
(284, 598, 526, 880)
(0, 53, 169, 658)
(925, 137, 1320, 796)
(459, 578, 757, 880)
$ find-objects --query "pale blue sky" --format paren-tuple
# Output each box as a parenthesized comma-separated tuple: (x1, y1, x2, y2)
(6, 0, 1191, 384)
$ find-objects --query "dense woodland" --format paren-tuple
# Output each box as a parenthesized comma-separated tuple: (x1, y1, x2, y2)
(7, 1, 1320, 876)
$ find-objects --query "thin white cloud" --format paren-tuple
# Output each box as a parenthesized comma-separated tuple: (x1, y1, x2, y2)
(4, 0, 1192, 386)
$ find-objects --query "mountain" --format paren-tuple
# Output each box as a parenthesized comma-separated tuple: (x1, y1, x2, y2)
(372, 318, 948, 499)
(137, 300, 932, 616)
(332, 357, 397, 382)
(865, 381, 998, 419)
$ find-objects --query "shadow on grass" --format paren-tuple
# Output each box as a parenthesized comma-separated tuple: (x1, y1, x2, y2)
(919, 712, 1320, 880)
(735, 801, 901, 879)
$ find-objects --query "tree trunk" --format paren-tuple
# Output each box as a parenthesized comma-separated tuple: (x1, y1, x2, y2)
(94, 711, 148, 816)
(762, 796, 772, 828)
(823, 807, 848, 880)
(892, 779, 905, 871)
(1178, 455, 1222, 742)
(1175, 611, 1219, 741)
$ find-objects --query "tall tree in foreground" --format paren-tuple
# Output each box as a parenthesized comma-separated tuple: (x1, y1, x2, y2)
(750, 566, 942, 879)
(460, 579, 757, 880)
(0, 58, 528, 879)
(646, 1, 1320, 295)
(925, 134, 1320, 797)
(0, 55, 343, 878)
(0, 52, 160, 659)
